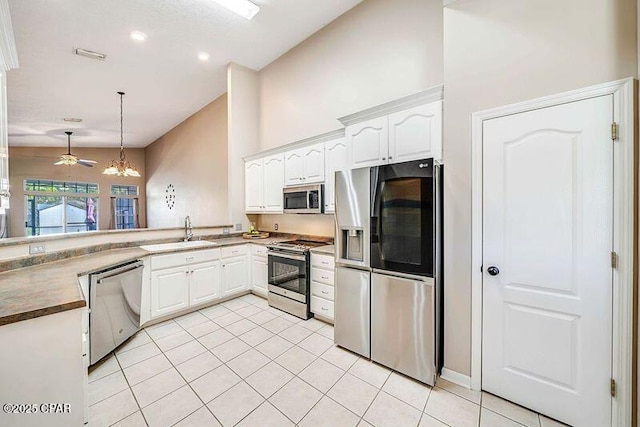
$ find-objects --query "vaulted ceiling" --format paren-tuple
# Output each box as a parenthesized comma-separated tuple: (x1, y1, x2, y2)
(7, 0, 363, 148)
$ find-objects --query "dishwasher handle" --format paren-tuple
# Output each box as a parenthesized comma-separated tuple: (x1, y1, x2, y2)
(95, 260, 144, 283)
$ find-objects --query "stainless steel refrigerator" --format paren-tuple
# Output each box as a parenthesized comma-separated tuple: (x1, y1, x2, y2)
(334, 158, 442, 386)
(334, 167, 371, 358)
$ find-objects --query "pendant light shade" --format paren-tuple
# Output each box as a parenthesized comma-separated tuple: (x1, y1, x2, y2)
(103, 92, 141, 177)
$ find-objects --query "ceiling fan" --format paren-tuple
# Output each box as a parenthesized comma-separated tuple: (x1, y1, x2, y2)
(54, 131, 97, 167)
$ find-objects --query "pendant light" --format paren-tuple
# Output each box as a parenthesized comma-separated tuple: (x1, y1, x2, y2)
(103, 91, 141, 177)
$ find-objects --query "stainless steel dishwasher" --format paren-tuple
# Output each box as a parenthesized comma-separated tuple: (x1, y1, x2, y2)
(89, 260, 144, 365)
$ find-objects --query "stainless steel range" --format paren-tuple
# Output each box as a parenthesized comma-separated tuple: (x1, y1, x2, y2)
(267, 240, 327, 319)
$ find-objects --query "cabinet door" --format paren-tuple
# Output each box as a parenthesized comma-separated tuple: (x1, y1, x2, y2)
(348, 116, 389, 168)
(263, 154, 285, 212)
(284, 149, 304, 186)
(245, 159, 264, 212)
(302, 143, 325, 183)
(190, 261, 221, 306)
(324, 137, 348, 213)
(151, 267, 189, 318)
(388, 101, 442, 163)
(251, 256, 268, 296)
(221, 255, 248, 296)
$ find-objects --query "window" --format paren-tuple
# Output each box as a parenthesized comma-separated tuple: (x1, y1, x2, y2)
(111, 185, 139, 230)
(24, 179, 99, 236)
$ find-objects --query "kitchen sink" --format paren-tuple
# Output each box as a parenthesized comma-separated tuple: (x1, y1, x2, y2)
(140, 240, 217, 252)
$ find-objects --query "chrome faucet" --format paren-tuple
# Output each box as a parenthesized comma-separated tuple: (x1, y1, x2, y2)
(184, 216, 193, 242)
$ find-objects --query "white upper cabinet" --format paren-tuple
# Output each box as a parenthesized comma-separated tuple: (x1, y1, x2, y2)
(263, 154, 285, 212)
(348, 116, 389, 169)
(245, 154, 284, 214)
(284, 149, 304, 186)
(245, 159, 263, 213)
(301, 143, 325, 183)
(284, 142, 325, 186)
(324, 137, 348, 213)
(388, 101, 442, 163)
(342, 87, 443, 169)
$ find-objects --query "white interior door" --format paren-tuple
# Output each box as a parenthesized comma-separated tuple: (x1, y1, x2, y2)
(482, 95, 613, 427)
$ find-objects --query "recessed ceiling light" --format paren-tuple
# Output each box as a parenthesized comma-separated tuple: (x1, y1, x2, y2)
(130, 31, 148, 42)
(198, 52, 210, 62)
(211, 0, 260, 20)
(63, 118, 83, 123)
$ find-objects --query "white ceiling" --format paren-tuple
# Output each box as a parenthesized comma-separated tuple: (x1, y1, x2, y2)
(6, 0, 363, 148)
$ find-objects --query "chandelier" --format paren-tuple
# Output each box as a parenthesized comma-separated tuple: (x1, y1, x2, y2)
(103, 91, 140, 177)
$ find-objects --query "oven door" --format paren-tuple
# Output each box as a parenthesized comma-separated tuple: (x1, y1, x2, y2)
(371, 158, 435, 277)
(268, 252, 308, 302)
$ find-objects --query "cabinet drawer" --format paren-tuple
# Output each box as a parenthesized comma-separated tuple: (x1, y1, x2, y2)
(311, 282, 334, 301)
(311, 267, 334, 286)
(311, 296, 334, 319)
(311, 254, 334, 270)
(251, 245, 268, 257)
(152, 248, 220, 270)
(222, 245, 248, 258)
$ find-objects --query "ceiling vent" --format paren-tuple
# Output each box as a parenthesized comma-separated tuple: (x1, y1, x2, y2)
(73, 48, 107, 61)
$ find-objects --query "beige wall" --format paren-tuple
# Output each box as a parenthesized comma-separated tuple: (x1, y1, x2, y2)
(259, 0, 443, 151)
(255, 0, 443, 235)
(228, 64, 260, 232)
(8, 146, 146, 237)
(443, 0, 637, 376)
(145, 93, 228, 228)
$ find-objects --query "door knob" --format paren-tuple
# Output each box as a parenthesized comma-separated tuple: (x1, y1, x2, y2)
(487, 266, 500, 276)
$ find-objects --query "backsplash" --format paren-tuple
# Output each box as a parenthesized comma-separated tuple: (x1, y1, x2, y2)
(253, 214, 334, 237)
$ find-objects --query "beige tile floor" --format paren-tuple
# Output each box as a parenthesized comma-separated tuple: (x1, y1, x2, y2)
(88, 294, 569, 427)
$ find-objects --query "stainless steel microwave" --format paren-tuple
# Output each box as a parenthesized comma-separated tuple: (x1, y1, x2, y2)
(283, 184, 324, 214)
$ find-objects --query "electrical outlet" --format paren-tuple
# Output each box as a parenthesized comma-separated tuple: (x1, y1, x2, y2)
(274, 223, 279, 231)
(235, 224, 242, 231)
(222, 228, 230, 234)
(29, 244, 46, 255)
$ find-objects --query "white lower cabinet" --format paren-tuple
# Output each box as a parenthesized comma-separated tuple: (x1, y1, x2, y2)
(148, 245, 254, 319)
(222, 255, 249, 296)
(251, 256, 268, 296)
(151, 266, 190, 318)
(310, 253, 335, 322)
(150, 248, 223, 319)
(190, 261, 221, 305)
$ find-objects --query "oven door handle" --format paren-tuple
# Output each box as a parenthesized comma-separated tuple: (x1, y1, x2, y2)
(268, 252, 307, 262)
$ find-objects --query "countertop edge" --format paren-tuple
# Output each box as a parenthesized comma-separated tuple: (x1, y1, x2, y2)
(0, 300, 87, 327)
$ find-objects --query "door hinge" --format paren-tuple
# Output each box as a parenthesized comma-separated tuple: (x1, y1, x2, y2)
(611, 252, 618, 269)
(611, 122, 619, 141)
(611, 378, 616, 397)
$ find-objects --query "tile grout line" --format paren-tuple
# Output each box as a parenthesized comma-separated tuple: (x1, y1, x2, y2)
(113, 350, 150, 427)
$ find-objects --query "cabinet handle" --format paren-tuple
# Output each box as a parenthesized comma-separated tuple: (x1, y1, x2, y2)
(389, 156, 393, 160)
(321, 307, 328, 311)
(382, 157, 386, 161)
(321, 261, 329, 265)
(322, 276, 329, 280)
(186, 257, 194, 261)
(321, 291, 329, 295)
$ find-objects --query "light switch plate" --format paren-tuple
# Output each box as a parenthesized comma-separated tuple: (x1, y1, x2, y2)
(222, 228, 230, 234)
(235, 224, 242, 231)
(29, 244, 46, 254)
(274, 223, 279, 231)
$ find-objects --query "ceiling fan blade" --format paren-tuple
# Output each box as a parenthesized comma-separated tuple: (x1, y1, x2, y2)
(77, 161, 95, 168)
(78, 159, 97, 164)
(53, 160, 66, 165)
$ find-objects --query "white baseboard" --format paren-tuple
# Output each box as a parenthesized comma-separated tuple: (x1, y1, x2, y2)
(440, 368, 472, 389)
